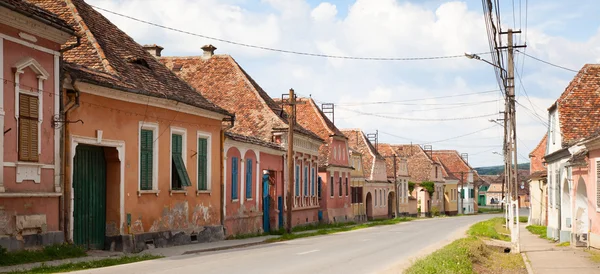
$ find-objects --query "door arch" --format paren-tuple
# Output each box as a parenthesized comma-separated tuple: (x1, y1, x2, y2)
(575, 177, 589, 246)
(366, 192, 373, 220)
(388, 191, 395, 218)
(561, 179, 571, 232)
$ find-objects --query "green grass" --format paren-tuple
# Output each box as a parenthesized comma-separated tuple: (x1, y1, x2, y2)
(8, 254, 163, 273)
(477, 207, 504, 214)
(291, 221, 356, 232)
(266, 217, 414, 243)
(526, 225, 551, 240)
(467, 217, 510, 241)
(519, 216, 528, 223)
(557, 242, 570, 247)
(405, 237, 480, 274)
(585, 249, 600, 263)
(0, 244, 87, 267)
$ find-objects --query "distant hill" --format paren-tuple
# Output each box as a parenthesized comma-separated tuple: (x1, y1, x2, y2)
(474, 163, 530, 175)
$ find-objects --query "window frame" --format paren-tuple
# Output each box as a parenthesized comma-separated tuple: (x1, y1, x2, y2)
(304, 165, 308, 197)
(138, 122, 159, 192)
(170, 127, 189, 191)
(197, 131, 212, 192)
(246, 158, 253, 200)
(231, 156, 239, 200)
(295, 164, 300, 197)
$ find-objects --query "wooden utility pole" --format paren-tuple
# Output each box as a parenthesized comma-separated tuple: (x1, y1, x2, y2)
(460, 172, 464, 215)
(280, 88, 305, 233)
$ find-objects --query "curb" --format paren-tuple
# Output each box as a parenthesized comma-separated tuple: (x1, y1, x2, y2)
(181, 241, 270, 255)
(522, 253, 534, 274)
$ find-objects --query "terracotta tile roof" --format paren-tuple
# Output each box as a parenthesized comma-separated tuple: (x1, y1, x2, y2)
(431, 150, 481, 184)
(3, 0, 74, 33)
(553, 64, 600, 147)
(433, 156, 458, 180)
(159, 54, 322, 143)
(29, 0, 230, 116)
(294, 98, 348, 168)
(379, 143, 409, 178)
(529, 135, 547, 174)
(567, 148, 588, 167)
(341, 129, 384, 179)
(386, 144, 434, 183)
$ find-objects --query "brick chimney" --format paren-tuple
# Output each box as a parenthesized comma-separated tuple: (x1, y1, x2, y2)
(143, 44, 163, 58)
(201, 44, 217, 59)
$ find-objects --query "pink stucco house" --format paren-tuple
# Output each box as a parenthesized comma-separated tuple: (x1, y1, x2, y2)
(0, 0, 75, 250)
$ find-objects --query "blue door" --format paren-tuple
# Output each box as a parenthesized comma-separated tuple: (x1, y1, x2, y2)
(262, 173, 270, 233)
(278, 196, 283, 229)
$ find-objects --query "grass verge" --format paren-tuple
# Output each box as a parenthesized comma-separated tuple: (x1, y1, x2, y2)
(8, 254, 162, 274)
(467, 217, 510, 241)
(585, 249, 600, 263)
(477, 207, 504, 214)
(557, 242, 570, 247)
(404, 236, 526, 274)
(525, 225, 552, 240)
(0, 244, 87, 267)
(292, 221, 356, 232)
(266, 217, 414, 243)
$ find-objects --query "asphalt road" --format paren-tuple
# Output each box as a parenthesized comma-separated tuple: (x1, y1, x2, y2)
(75, 214, 499, 274)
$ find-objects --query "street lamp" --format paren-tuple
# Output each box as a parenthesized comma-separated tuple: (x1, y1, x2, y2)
(464, 52, 507, 74)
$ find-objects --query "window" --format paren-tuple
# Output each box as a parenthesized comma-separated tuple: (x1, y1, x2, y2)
(548, 170, 553, 207)
(318, 176, 322, 199)
(333, 147, 337, 160)
(330, 176, 334, 197)
(246, 159, 253, 199)
(171, 133, 192, 190)
(338, 176, 342, 197)
(197, 137, 209, 191)
(304, 166, 308, 196)
(296, 165, 300, 197)
(555, 171, 560, 207)
(231, 157, 239, 200)
(375, 190, 378, 206)
(311, 167, 316, 197)
(461, 189, 465, 199)
(140, 128, 154, 190)
(345, 177, 349, 196)
(18, 94, 39, 162)
(435, 166, 438, 178)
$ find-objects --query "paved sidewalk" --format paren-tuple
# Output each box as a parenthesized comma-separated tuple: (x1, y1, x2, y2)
(520, 224, 600, 273)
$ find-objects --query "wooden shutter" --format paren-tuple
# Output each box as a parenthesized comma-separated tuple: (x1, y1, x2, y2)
(246, 159, 252, 199)
(339, 177, 342, 197)
(345, 178, 348, 196)
(304, 166, 308, 196)
(198, 138, 208, 190)
(330, 176, 334, 197)
(311, 168, 315, 197)
(18, 94, 39, 162)
(295, 165, 300, 197)
(172, 134, 191, 187)
(140, 129, 153, 190)
(232, 157, 238, 199)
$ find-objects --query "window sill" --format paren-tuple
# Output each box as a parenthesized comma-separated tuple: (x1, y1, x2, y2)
(247, 198, 253, 201)
(196, 190, 211, 196)
(232, 199, 239, 203)
(138, 190, 160, 197)
(170, 190, 188, 196)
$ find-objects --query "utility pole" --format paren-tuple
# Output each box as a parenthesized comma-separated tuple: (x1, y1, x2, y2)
(460, 172, 464, 215)
(280, 88, 304, 233)
(393, 154, 399, 218)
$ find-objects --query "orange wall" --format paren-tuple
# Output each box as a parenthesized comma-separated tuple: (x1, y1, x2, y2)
(67, 92, 223, 236)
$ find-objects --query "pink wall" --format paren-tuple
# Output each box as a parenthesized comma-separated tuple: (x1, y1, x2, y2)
(583, 149, 600, 236)
(364, 183, 393, 219)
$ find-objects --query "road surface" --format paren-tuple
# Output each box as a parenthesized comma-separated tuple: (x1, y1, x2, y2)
(75, 214, 499, 274)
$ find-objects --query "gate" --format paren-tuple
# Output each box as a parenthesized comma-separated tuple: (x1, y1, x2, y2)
(262, 173, 270, 233)
(73, 145, 107, 249)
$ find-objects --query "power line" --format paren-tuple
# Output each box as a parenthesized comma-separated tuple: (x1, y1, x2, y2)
(336, 90, 499, 106)
(339, 99, 498, 107)
(517, 50, 579, 73)
(90, 4, 491, 61)
(336, 106, 498, 121)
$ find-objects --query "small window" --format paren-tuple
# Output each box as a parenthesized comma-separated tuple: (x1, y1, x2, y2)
(18, 94, 39, 162)
(140, 129, 154, 190)
(296, 165, 300, 197)
(375, 190, 378, 206)
(330, 176, 334, 197)
(338, 176, 342, 197)
(231, 157, 239, 200)
(304, 166, 308, 196)
(246, 159, 253, 199)
(318, 176, 322, 199)
(172, 134, 192, 190)
(197, 138, 208, 190)
(311, 167, 316, 197)
(345, 177, 349, 196)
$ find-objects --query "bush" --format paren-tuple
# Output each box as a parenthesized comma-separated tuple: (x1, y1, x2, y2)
(431, 206, 440, 217)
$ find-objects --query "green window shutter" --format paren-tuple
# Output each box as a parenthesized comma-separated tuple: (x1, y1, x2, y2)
(246, 159, 252, 199)
(295, 165, 300, 196)
(140, 129, 153, 190)
(232, 157, 238, 199)
(198, 138, 208, 190)
(172, 134, 192, 187)
(461, 189, 465, 199)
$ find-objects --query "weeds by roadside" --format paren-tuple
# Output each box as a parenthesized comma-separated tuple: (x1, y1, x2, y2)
(468, 217, 510, 241)
(0, 244, 87, 267)
(525, 225, 552, 240)
(8, 254, 163, 273)
(292, 221, 356, 232)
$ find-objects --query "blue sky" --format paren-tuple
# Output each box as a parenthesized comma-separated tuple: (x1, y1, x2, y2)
(88, 0, 600, 167)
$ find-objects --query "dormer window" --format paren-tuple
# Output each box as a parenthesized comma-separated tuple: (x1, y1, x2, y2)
(126, 56, 150, 69)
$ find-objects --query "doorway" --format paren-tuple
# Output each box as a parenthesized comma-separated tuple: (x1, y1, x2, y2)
(366, 192, 373, 220)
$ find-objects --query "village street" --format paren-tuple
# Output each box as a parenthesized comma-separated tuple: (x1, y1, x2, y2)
(71, 214, 499, 274)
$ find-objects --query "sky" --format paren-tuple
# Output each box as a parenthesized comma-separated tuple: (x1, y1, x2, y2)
(86, 0, 600, 168)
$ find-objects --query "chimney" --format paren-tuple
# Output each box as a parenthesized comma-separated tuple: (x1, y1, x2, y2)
(202, 44, 217, 59)
(143, 44, 163, 58)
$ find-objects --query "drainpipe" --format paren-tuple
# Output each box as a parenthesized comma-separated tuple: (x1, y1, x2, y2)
(220, 115, 235, 228)
(58, 36, 81, 239)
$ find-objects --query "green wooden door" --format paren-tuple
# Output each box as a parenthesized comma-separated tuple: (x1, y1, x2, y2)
(73, 145, 107, 249)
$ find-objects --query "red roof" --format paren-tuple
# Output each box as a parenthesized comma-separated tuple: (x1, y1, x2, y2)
(378, 144, 409, 178)
(159, 53, 322, 143)
(529, 135, 547, 175)
(386, 144, 434, 183)
(554, 64, 600, 147)
(29, 0, 230, 116)
(341, 129, 384, 179)
(2, 0, 74, 33)
(431, 150, 481, 184)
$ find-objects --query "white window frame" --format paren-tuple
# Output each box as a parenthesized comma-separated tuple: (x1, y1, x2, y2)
(197, 130, 212, 193)
(138, 121, 159, 193)
(170, 127, 187, 192)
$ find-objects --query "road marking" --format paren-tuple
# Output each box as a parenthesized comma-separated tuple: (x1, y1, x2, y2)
(361, 239, 371, 242)
(297, 249, 319, 255)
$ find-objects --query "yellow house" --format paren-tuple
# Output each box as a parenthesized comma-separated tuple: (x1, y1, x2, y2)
(349, 148, 367, 222)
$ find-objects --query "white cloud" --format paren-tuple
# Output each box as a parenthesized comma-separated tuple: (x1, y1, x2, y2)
(85, 0, 599, 167)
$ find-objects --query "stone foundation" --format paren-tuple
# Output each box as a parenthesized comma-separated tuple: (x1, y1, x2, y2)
(0, 231, 64, 251)
(106, 225, 224, 253)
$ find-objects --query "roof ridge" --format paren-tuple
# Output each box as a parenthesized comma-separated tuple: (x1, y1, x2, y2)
(65, 0, 117, 75)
